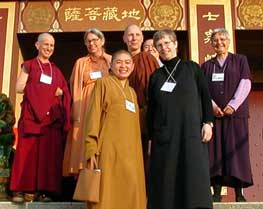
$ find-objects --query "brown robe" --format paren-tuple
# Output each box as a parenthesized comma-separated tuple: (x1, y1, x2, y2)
(128, 51, 159, 173)
(129, 51, 159, 108)
(85, 75, 146, 209)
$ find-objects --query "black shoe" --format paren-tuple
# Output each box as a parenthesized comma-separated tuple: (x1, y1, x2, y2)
(213, 194, 222, 202)
(236, 195, 246, 202)
(36, 194, 52, 202)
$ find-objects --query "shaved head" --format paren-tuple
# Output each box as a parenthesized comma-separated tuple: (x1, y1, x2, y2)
(123, 24, 144, 55)
(124, 24, 142, 36)
(35, 33, 55, 60)
(37, 33, 55, 43)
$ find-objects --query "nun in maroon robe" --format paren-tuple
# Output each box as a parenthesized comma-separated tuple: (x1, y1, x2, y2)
(10, 33, 71, 202)
(201, 28, 253, 202)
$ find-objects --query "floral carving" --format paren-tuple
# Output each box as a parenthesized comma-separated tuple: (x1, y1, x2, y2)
(150, 0, 182, 29)
(238, 0, 263, 28)
(22, 3, 55, 31)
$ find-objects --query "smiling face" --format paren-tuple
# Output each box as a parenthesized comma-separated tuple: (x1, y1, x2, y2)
(111, 51, 134, 80)
(123, 25, 144, 55)
(143, 39, 159, 59)
(35, 33, 55, 60)
(155, 35, 177, 61)
(211, 32, 230, 56)
(85, 32, 105, 56)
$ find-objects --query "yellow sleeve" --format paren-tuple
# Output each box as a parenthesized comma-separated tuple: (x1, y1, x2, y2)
(85, 78, 105, 159)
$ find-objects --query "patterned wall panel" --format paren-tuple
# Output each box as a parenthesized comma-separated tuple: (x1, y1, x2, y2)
(236, 0, 263, 29)
(21, 1, 55, 32)
(148, 0, 184, 29)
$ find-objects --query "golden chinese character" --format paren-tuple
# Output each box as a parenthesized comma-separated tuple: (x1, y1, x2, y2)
(204, 53, 217, 61)
(103, 7, 121, 21)
(204, 29, 214, 44)
(64, 8, 83, 22)
(84, 7, 102, 21)
(202, 12, 220, 21)
(121, 9, 140, 20)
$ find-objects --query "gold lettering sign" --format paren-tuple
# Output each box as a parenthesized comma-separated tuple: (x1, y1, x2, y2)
(202, 12, 220, 21)
(63, 6, 141, 22)
(204, 53, 217, 62)
(196, 4, 225, 64)
(102, 7, 121, 21)
(122, 9, 140, 20)
(203, 29, 213, 44)
(58, 1, 145, 31)
(84, 7, 102, 21)
(64, 7, 83, 22)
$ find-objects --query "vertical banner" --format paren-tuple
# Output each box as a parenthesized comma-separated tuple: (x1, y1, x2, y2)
(197, 5, 225, 63)
(188, 0, 234, 64)
(0, 3, 15, 95)
(0, 9, 8, 93)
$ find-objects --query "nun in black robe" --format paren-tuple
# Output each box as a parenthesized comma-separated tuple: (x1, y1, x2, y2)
(147, 30, 214, 209)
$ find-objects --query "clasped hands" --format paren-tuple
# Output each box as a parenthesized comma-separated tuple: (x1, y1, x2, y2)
(213, 105, 234, 118)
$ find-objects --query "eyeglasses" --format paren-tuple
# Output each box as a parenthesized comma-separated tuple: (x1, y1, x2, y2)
(86, 38, 100, 44)
(156, 41, 173, 50)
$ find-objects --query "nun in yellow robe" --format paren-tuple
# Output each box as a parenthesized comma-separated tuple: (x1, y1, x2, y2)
(85, 50, 146, 209)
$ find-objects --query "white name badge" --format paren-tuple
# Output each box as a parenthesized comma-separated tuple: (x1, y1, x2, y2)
(125, 100, 136, 113)
(40, 73, 52, 84)
(212, 73, 224, 81)
(160, 81, 176, 92)
(90, 71, 102, 79)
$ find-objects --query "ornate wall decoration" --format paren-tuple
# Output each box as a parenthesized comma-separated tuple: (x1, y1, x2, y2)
(50, 1, 62, 32)
(141, 17, 154, 30)
(237, 0, 263, 29)
(22, 2, 55, 32)
(18, 2, 26, 33)
(149, 0, 183, 29)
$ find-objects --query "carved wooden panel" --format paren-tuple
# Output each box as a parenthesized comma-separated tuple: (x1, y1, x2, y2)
(236, 0, 263, 29)
(18, 0, 186, 32)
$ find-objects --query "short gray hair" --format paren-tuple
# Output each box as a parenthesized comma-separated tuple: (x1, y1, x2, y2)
(153, 30, 177, 47)
(84, 28, 105, 42)
(37, 33, 54, 43)
(210, 28, 230, 41)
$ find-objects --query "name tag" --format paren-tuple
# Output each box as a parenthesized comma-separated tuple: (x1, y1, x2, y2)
(90, 71, 102, 79)
(125, 100, 136, 113)
(212, 73, 224, 81)
(160, 81, 176, 92)
(40, 73, 52, 84)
